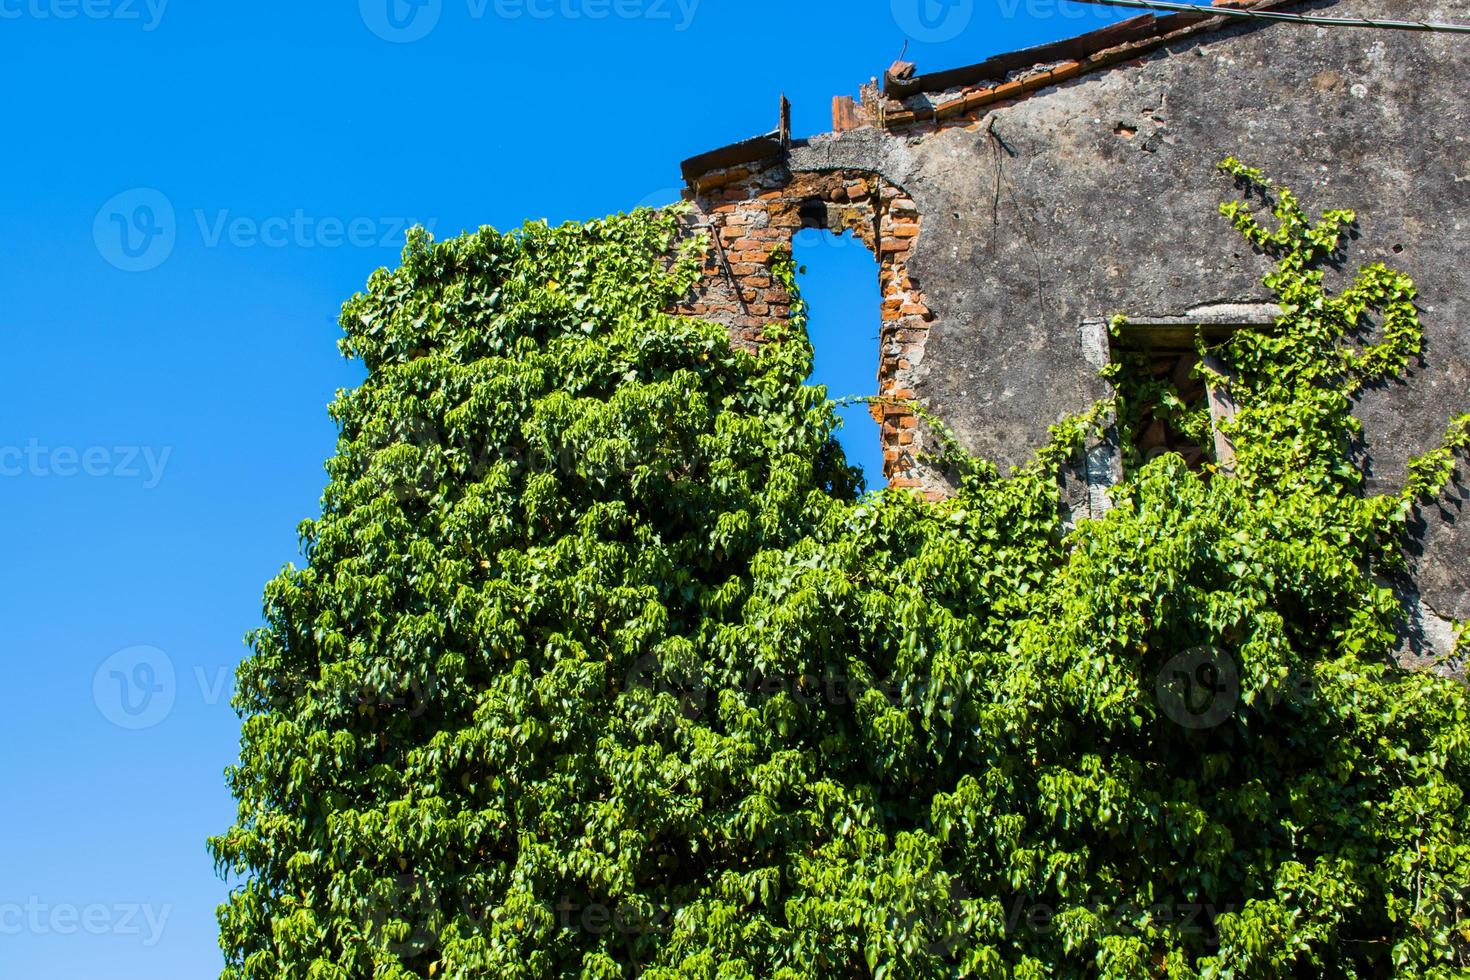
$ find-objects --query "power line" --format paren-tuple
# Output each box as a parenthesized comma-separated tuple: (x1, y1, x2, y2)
(1063, 0, 1470, 34)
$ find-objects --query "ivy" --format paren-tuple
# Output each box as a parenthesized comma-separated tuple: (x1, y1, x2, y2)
(214, 167, 1470, 978)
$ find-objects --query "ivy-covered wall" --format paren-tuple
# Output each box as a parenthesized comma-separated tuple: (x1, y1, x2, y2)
(676, 168, 934, 495)
(679, 0, 1470, 665)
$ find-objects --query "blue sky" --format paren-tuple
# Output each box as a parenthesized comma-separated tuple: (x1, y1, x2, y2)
(0, 1, 1131, 975)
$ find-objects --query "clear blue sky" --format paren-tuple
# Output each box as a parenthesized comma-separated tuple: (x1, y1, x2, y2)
(0, 2, 1130, 975)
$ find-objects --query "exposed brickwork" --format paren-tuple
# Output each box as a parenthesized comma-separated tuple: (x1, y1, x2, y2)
(668, 3, 1325, 497)
(674, 164, 936, 496)
(667, 3, 1223, 498)
(667, 9, 1293, 497)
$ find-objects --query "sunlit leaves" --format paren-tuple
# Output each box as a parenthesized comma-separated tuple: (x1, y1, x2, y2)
(214, 181, 1470, 979)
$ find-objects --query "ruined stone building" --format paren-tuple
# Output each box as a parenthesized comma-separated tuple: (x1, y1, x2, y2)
(671, 0, 1469, 664)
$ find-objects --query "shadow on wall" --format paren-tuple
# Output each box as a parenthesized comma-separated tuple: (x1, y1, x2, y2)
(794, 227, 885, 486)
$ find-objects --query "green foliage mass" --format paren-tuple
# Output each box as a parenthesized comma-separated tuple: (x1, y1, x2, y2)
(213, 164, 1470, 978)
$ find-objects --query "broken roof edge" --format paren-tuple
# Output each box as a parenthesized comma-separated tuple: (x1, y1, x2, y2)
(883, 0, 1313, 99)
(679, 96, 792, 188)
(678, 0, 1314, 186)
(679, 131, 784, 186)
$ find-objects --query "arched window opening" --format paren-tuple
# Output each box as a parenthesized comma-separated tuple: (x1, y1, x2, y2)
(793, 227, 885, 487)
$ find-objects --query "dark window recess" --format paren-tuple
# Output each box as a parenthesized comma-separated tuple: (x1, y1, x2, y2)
(1110, 321, 1244, 476)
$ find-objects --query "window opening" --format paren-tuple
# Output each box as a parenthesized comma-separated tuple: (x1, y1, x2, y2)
(793, 227, 885, 487)
(1108, 319, 1248, 476)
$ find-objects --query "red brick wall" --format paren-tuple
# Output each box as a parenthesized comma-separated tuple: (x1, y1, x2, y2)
(674, 164, 936, 496)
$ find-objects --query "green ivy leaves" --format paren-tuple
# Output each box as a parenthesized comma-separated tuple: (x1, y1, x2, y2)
(214, 176, 1470, 979)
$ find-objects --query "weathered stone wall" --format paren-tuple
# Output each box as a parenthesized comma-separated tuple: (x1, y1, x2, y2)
(675, 0, 1470, 662)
